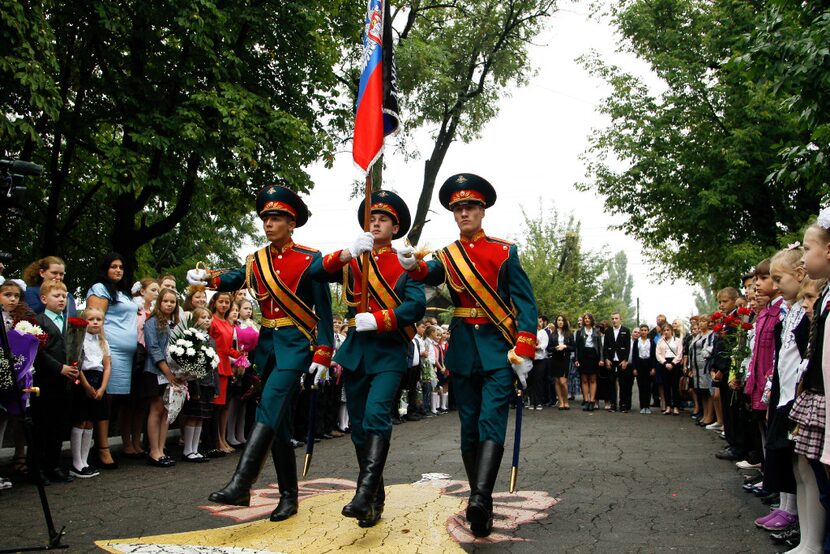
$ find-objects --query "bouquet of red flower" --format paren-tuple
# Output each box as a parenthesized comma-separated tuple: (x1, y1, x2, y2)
(710, 306, 753, 379)
(66, 316, 89, 387)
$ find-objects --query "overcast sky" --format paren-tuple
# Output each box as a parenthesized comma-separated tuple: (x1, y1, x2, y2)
(245, 6, 699, 326)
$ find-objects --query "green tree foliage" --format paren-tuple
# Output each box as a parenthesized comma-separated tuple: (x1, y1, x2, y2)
(1, 0, 361, 290)
(738, 2, 830, 197)
(390, 0, 558, 244)
(579, 0, 820, 288)
(518, 204, 636, 326)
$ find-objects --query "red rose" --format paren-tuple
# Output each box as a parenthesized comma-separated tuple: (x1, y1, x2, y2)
(741, 322, 753, 330)
(724, 315, 739, 326)
(737, 306, 751, 316)
(712, 323, 724, 332)
(711, 312, 723, 320)
(68, 317, 89, 328)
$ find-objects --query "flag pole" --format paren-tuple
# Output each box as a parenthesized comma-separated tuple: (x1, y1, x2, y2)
(359, 171, 373, 313)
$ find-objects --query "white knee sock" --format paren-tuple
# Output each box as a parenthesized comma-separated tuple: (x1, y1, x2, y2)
(182, 425, 195, 456)
(338, 404, 349, 431)
(431, 392, 440, 413)
(191, 424, 203, 455)
(780, 491, 797, 515)
(70, 427, 84, 470)
(236, 404, 247, 443)
(789, 455, 825, 554)
(0, 417, 7, 447)
(441, 393, 449, 410)
(81, 429, 93, 468)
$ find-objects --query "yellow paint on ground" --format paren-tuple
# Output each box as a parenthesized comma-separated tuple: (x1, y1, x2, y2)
(97, 484, 467, 553)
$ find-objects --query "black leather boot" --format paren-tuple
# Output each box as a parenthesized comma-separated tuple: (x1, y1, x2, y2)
(342, 434, 389, 521)
(208, 423, 274, 506)
(358, 477, 385, 528)
(342, 442, 368, 516)
(269, 441, 299, 521)
(466, 440, 504, 538)
(461, 449, 477, 491)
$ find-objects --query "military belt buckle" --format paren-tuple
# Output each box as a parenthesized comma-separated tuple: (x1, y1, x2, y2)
(469, 307, 478, 318)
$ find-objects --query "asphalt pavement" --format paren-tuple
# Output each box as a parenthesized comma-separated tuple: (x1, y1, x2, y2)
(0, 400, 778, 553)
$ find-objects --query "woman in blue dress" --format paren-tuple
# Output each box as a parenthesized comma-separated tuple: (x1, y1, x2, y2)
(86, 253, 138, 468)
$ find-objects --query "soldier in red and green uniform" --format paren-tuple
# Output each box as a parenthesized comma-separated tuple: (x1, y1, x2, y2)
(187, 184, 334, 523)
(397, 173, 538, 537)
(310, 190, 425, 528)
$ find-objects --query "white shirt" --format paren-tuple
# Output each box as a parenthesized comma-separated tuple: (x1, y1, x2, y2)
(81, 332, 107, 372)
(638, 338, 651, 359)
(535, 328, 549, 360)
(613, 326, 621, 361)
(411, 335, 426, 367)
(778, 301, 807, 408)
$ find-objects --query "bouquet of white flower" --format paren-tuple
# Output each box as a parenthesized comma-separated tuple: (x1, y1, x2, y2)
(167, 324, 219, 381)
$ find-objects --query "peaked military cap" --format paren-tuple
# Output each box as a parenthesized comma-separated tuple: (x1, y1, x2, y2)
(438, 173, 497, 210)
(358, 189, 411, 240)
(256, 182, 309, 227)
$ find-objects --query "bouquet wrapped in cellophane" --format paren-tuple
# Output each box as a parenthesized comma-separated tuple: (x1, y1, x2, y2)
(168, 319, 219, 382)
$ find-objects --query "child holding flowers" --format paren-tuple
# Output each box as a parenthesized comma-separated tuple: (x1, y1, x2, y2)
(31, 280, 78, 483)
(209, 292, 241, 454)
(179, 307, 219, 462)
(69, 308, 111, 479)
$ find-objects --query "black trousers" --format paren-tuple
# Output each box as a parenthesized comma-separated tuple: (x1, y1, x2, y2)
(529, 359, 548, 406)
(405, 365, 421, 413)
(663, 364, 682, 408)
(636, 369, 651, 410)
(617, 365, 634, 411)
(606, 361, 621, 408)
(30, 392, 71, 471)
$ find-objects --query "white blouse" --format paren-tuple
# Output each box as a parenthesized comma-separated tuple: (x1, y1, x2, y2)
(81, 332, 108, 372)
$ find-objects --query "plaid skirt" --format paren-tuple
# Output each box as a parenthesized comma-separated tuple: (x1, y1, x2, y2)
(789, 390, 826, 460)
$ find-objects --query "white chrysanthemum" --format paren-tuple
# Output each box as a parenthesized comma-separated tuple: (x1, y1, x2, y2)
(14, 321, 44, 336)
(186, 347, 196, 356)
(819, 207, 830, 230)
(205, 347, 216, 358)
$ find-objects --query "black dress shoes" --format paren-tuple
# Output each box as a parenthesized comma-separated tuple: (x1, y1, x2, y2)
(45, 467, 75, 483)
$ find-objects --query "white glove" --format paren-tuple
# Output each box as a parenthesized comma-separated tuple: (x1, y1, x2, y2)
(308, 362, 328, 383)
(348, 232, 374, 259)
(186, 268, 208, 286)
(512, 357, 533, 389)
(354, 312, 378, 332)
(397, 245, 417, 271)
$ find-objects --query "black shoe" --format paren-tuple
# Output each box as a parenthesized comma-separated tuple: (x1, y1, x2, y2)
(358, 477, 385, 528)
(466, 441, 504, 538)
(69, 465, 100, 478)
(182, 453, 210, 463)
(29, 470, 51, 486)
(45, 467, 74, 483)
(343, 435, 389, 522)
(269, 442, 299, 522)
(206, 449, 226, 459)
(582, 403, 590, 411)
(93, 448, 119, 470)
(391, 418, 403, 425)
(404, 413, 421, 422)
(769, 524, 800, 544)
(147, 456, 174, 468)
(209, 422, 275, 506)
(715, 448, 740, 461)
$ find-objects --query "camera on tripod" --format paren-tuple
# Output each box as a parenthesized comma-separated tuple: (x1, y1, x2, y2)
(1, 158, 43, 211)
